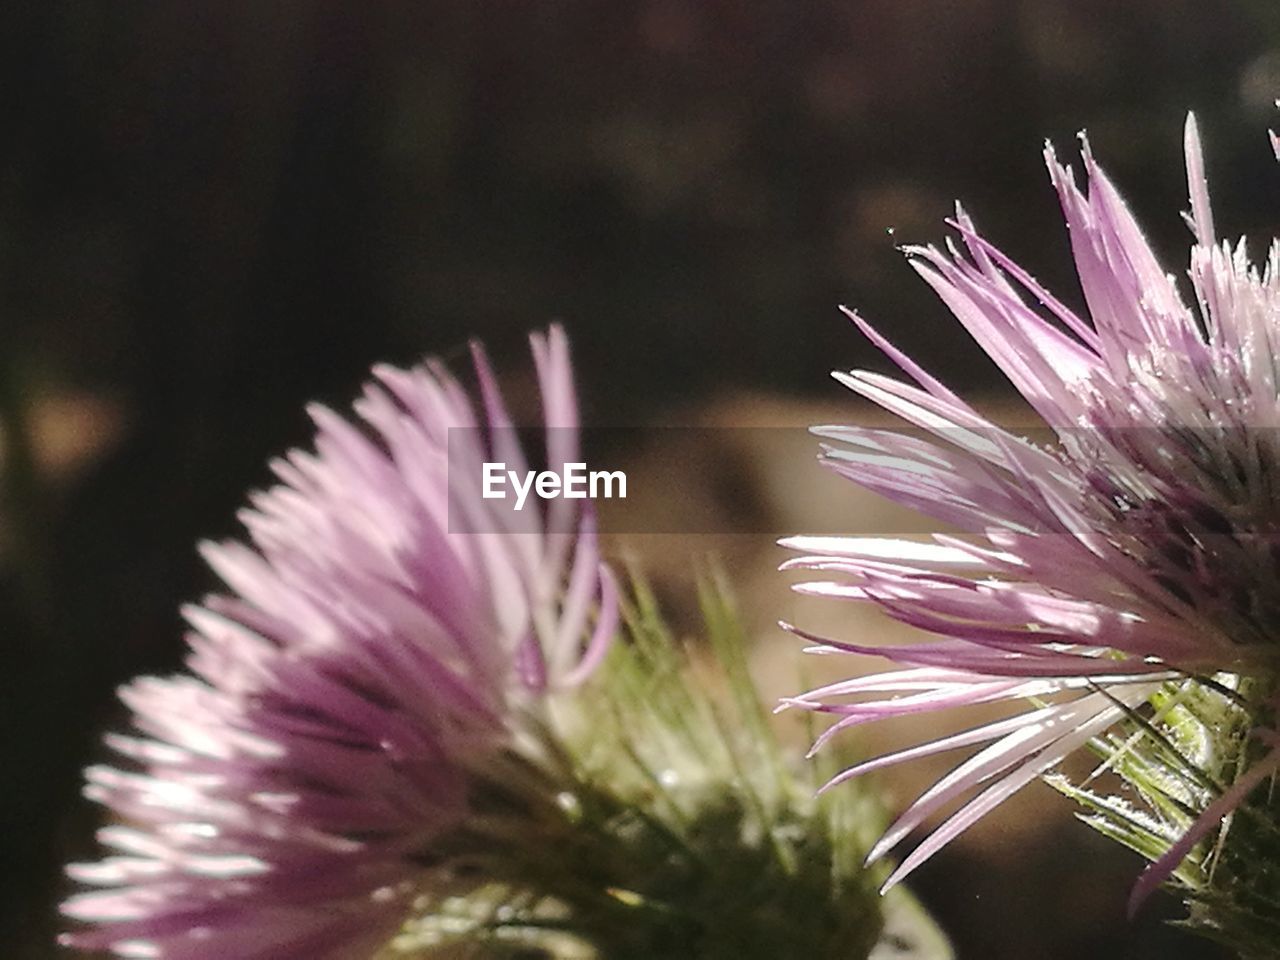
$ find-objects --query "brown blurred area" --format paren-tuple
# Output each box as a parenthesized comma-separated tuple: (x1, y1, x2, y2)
(2, 2, 1276, 957)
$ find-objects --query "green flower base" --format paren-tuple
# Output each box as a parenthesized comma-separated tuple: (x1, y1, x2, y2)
(382, 574, 952, 960)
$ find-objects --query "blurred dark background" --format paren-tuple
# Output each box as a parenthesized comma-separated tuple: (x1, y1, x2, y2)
(2, 2, 1278, 957)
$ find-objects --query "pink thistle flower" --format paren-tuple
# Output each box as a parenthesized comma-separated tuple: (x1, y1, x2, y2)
(61, 325, 617, 958)
(781, 116, 1280, 906)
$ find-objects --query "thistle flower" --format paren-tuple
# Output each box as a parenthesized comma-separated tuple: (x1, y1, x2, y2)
(61, 325, 617, 959)
(781, 116, 1280, 915)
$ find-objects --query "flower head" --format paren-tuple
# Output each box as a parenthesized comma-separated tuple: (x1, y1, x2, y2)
(61, 325, 617, 958)
(782, 116, 1280, 904)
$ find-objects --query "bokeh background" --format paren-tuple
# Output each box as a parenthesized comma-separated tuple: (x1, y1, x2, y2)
(3, 2, 1279, 957)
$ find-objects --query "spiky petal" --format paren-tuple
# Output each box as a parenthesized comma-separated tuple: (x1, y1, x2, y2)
(61, 326, 616, 959)
(784, 115, 1280, 896)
